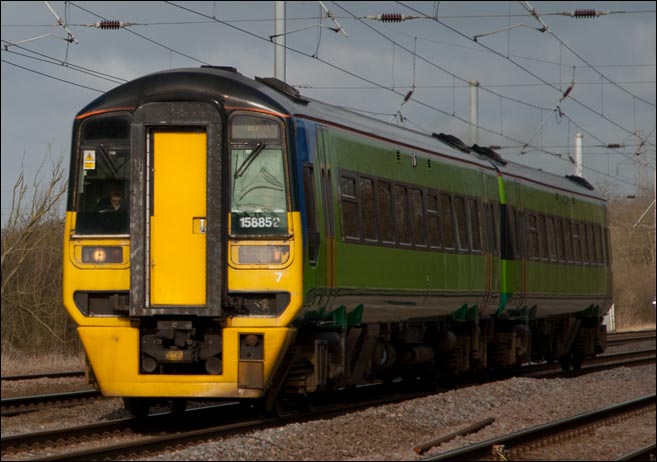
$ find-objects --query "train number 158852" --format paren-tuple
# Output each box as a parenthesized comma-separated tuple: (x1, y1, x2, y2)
(239, 216, 281, 229)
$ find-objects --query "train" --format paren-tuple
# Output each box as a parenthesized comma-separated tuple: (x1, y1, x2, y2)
(62, 66, 612, 416)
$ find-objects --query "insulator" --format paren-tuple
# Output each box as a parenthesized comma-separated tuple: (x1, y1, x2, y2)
(573, 9, 597, 18)
(606, 143, 622, 149)
(98, 20, 121, 30)
(380, 13, 403, 22)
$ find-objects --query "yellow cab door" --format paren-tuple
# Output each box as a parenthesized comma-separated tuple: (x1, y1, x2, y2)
(150, 131, 207, 306)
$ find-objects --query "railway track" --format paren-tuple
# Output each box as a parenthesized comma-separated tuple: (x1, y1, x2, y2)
(421, 394, 656, 461)
(0, 371, 85, 382)
(1, 390, 102, 417)
(2, 349, 653, 461)
(1, 385, 435, 461)
(607, 330, 656, 346)
(2, 347, 652, 417)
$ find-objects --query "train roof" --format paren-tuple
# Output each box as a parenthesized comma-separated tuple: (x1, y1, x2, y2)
(78, 66, 605, 204)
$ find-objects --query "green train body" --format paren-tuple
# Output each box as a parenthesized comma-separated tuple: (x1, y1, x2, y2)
(62, 67, 611, 415)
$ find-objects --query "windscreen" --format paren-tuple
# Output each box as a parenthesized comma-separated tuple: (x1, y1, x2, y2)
(74, 115, 131, 235)
(230, 114, 289, 237)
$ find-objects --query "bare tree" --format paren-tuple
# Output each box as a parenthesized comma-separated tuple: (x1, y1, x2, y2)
(1, 151, 79, 354)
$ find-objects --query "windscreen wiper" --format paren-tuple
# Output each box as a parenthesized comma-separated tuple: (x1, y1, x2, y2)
(234, 143, 266, 179)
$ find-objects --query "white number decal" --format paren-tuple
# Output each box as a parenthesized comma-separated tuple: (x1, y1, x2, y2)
(239, 216, 281, 229)
(275, 272, 283, 283)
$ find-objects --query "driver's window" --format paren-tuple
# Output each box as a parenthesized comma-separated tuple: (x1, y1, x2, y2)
(229, 114, 288, 237)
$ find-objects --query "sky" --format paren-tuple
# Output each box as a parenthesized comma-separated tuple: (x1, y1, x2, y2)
(1, 1, 656, 224)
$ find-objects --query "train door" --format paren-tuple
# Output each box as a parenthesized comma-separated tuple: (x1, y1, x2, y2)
(507, 180, 527, 310)
(130, 102, 223, 317)
(150, 131, 206, 306)
(315, 126, 336, 309)
(481, 171, 501, 316)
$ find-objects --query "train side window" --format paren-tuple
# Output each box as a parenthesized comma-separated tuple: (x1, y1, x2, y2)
(426, 192, 442, 249)
(554, 217, 564, 261)
(360, 176, 377, 241)
(594, 225, 603, 264)
(340, 174, 360, 240)
(410, 188, 427, 247)
(441, 193, 456, 249)
(394, 184, 411, 245)
(580, 223, 589, 263)
(515, 209, 526, 258)
(377, 180, 395, 243)
(469, 199, 481, 252)
(572, 223, 582, 263)
(483, 202, 498, 255)
(302, 163, 320, 265)
(528, 214, 538, 259)
(563, 219, 573, 262)
(454, 196, 468, 251)
(545, 217, 557, 261)
(536, 215, 547, 260)
(603, 226, 611, 265)
(587, 224, 596, 264)
(492, 202, 500, 256)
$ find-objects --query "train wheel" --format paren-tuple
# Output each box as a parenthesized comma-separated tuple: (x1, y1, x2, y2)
(559, 355, 573, 371)
(266, 393, 311, 417)
(123, 397, 152, 418)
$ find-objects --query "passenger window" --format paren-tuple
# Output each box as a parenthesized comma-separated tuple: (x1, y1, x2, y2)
(594, 225, 603, 264)
(572, 223, 582, 262)
(426, 192, 441, 248)
(441, 193, 455, 249)
(580, 223, 589, 263)
(528, 214, 538, 259)
(340, 174, 360, 240)
(555, 217, 564, 261)
(563, 219, 573, 262)
(546, 217, 557, 261)
(410, 188, 426, 246)
(360, 177, 377, 241)
(587, 224, 596, 264)
(394, 184, 411, 244)
(469, 199, 481, 252)
(454, 196, 468, 250)
(537, 215, 547, 260)
(377, 181, 395, 243)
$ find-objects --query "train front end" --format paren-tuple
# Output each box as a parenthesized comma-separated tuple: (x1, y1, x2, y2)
(62, 69, 304, 411)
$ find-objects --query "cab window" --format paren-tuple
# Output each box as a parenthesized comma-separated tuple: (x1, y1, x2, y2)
(229, 114, 289, 237)
(74, 115, 130, 235)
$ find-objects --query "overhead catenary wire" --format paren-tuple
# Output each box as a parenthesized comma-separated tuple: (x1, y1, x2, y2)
(3, 2, 652, 195)
(68, 2, 212, 66)
(519, 1, 656, 109)
(397, 1, 656, 150)
(1, 41, 128, 85)
(161, 1, 655, 176)
(333, 1, 654, 169)
(1, 58, 104, 92)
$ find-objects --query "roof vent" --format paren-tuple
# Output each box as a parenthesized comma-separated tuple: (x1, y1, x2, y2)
(471, 144, 507, 166)
(432, 132, 471, 153)
(200, 65, 238, 73)
(565, 175, 595, 190)
(255, 76, 309, 105)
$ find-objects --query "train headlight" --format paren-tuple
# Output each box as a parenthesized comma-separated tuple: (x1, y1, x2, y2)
(81, 246, 123, 264)
(236, 245, 289, 265)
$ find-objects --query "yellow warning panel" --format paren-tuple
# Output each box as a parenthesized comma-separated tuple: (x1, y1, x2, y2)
(83, 150, 96, 170)
(150, 132, 207, 306)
